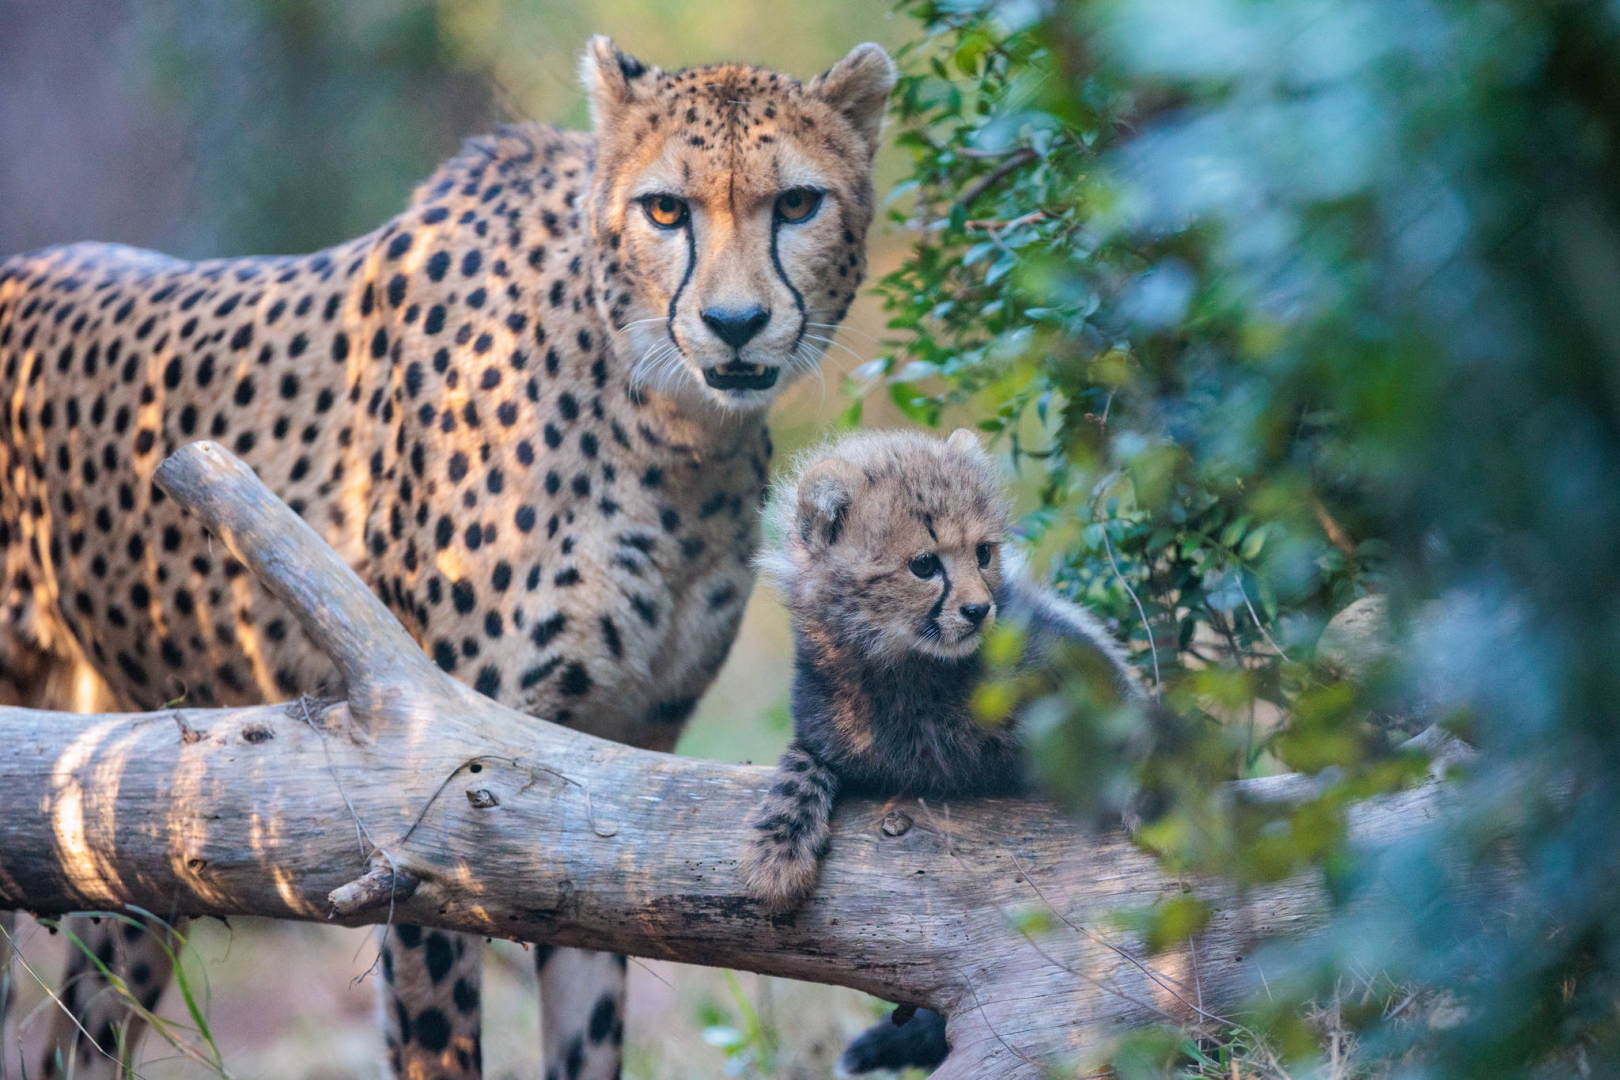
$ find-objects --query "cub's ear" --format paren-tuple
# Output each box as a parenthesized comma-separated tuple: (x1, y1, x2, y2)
(808, 43, 898, 155)
(580, 36, 656, 131)
(945, 428, 982, 455)
(796, 458, 864, 550)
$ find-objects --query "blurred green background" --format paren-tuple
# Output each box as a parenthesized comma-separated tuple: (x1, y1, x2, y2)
(0, 1, 917, 1077)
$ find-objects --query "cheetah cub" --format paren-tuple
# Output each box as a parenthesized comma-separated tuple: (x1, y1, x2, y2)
(739, 428, 1142, 911)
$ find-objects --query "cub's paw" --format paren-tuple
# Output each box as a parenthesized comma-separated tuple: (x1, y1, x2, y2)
(836, 1007, 949, 1075)
(739, 832, 821, 912)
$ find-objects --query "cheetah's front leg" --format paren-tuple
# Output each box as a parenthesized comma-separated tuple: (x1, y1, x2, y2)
(739, 742, 839, 912)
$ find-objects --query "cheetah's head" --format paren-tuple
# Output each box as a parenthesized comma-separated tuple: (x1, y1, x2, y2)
(762, 429, 1012, 662)
(582, 37, 895, 412)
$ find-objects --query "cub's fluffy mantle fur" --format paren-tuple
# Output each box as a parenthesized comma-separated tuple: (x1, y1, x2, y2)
(738, 428, 1144, 1071)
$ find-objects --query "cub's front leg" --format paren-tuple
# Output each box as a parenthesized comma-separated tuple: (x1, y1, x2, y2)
(740, 741, 839, 911)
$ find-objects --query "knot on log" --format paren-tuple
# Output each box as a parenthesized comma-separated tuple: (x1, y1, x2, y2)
(328, 863, 419, 919)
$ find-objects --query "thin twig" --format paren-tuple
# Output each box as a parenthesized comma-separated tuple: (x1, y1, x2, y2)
(298, 697, 369, 861)
(953, 962, 1047, 1071)
(296, 696, 405, 984)
(1008, 852, 1235, 1028)
(1190, 935, 1204, 1013)
(1102, 526, 1162, 698)
(963, 209, 1053, 232)
(1083, 392, 1113, 429)
(399, 753, 618, 852)
(957, 146, 1036, 159)
(954, 147, 1037, 211)
(1312, 498, 1356, 557)
(1234, 572, 1289, 660)
(911, 802, 1185, 1028)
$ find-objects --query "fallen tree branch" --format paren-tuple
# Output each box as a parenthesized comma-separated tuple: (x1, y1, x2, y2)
(0, 442, 1455, 1077)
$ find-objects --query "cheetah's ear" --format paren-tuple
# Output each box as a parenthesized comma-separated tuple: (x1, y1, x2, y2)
(796, 458, 863, 550)
(808, 43, 898, 156)
(581, 36, 655, 131)
(946, 428, 982, 455)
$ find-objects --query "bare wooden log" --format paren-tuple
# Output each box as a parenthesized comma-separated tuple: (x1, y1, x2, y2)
(0, 442, 1451, 1077)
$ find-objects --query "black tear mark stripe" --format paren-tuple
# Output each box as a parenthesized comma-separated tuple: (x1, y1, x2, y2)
(927, 564, 953, 623)
(666, 217, 697, 354)
(770, 214, 808, 353)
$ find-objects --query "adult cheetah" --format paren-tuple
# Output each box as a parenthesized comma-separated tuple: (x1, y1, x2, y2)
(0, 36, 895, 1080)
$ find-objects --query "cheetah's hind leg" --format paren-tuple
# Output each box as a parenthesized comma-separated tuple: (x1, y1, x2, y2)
(537, 946, 626, 1080)
(39, 913, 181, 1079)
(378, 925, 483, 1079)
(739, 742, 838, 911)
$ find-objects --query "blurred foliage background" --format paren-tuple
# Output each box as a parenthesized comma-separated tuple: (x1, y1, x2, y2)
(871, 0, 1620, 1077)
(7, 0, 1620, 1076)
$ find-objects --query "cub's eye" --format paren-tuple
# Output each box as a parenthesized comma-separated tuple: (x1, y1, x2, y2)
(774, 188, 823, 224)
(641, 194, 689, 229)
(976, 542, 994, 568)
(909, 553, 940, 579)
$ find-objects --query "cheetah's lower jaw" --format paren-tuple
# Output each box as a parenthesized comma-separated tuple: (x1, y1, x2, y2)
(702, 362, 779, 391)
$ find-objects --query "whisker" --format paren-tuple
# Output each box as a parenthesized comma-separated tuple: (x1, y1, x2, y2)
(804, 321, 882, 345)
(800, 343, 828, 408)
(609, 317, 671, 347)
(799, 333, 867, 372)
(630, 341, 679, 389)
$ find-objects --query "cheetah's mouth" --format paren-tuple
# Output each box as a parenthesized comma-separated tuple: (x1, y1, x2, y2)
(702, 362, 780, 391)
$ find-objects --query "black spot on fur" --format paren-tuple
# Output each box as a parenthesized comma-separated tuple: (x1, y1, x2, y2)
(424, 931, 455, 982)
(413, 1007, 452, 1052)
(454, 977, 480, 1015)
(589, 993, 618, 1043)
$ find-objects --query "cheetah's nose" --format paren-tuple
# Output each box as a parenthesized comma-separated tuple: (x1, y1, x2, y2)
(701, 306, 771, 350)
(960, 603, 990, 626)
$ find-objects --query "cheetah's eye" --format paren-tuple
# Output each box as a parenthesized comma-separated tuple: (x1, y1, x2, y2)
(774, 188, 823, 224)
(641, 194, 689, 230)
(976, 542, 994, 568)
(909, 553, 940, 579)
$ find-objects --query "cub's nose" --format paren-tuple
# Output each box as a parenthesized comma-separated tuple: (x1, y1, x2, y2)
(701, 306, 771, 350)
(960, 603, 991, 626)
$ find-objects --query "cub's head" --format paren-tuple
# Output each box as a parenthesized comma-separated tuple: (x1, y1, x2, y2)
(582, 37, 895, 412)
(764, 429, 1012, 661)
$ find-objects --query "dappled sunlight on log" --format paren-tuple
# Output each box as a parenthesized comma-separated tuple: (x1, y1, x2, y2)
(49, 716, 130, 906)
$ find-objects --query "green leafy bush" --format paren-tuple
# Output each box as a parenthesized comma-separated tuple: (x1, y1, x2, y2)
(878, 0, 1620, 1074)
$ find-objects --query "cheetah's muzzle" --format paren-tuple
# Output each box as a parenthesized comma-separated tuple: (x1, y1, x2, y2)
(703, 361, 779, 391)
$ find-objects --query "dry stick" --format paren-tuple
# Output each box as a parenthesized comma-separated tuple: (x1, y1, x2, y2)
(954, 146, 1038, 212)
(964, 209, 1054, 232)
(1234, 573, 1290, 660)
(913, 801, 1182, 1032)
(1102, 525, 1162, 697)
(1191, 935, 1205, 1014)
(1313, 498, 1357, 558)
(297, 697, 369, 863)
(1007, 851, 1235, 1029)
(294, 695, 408, 985)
